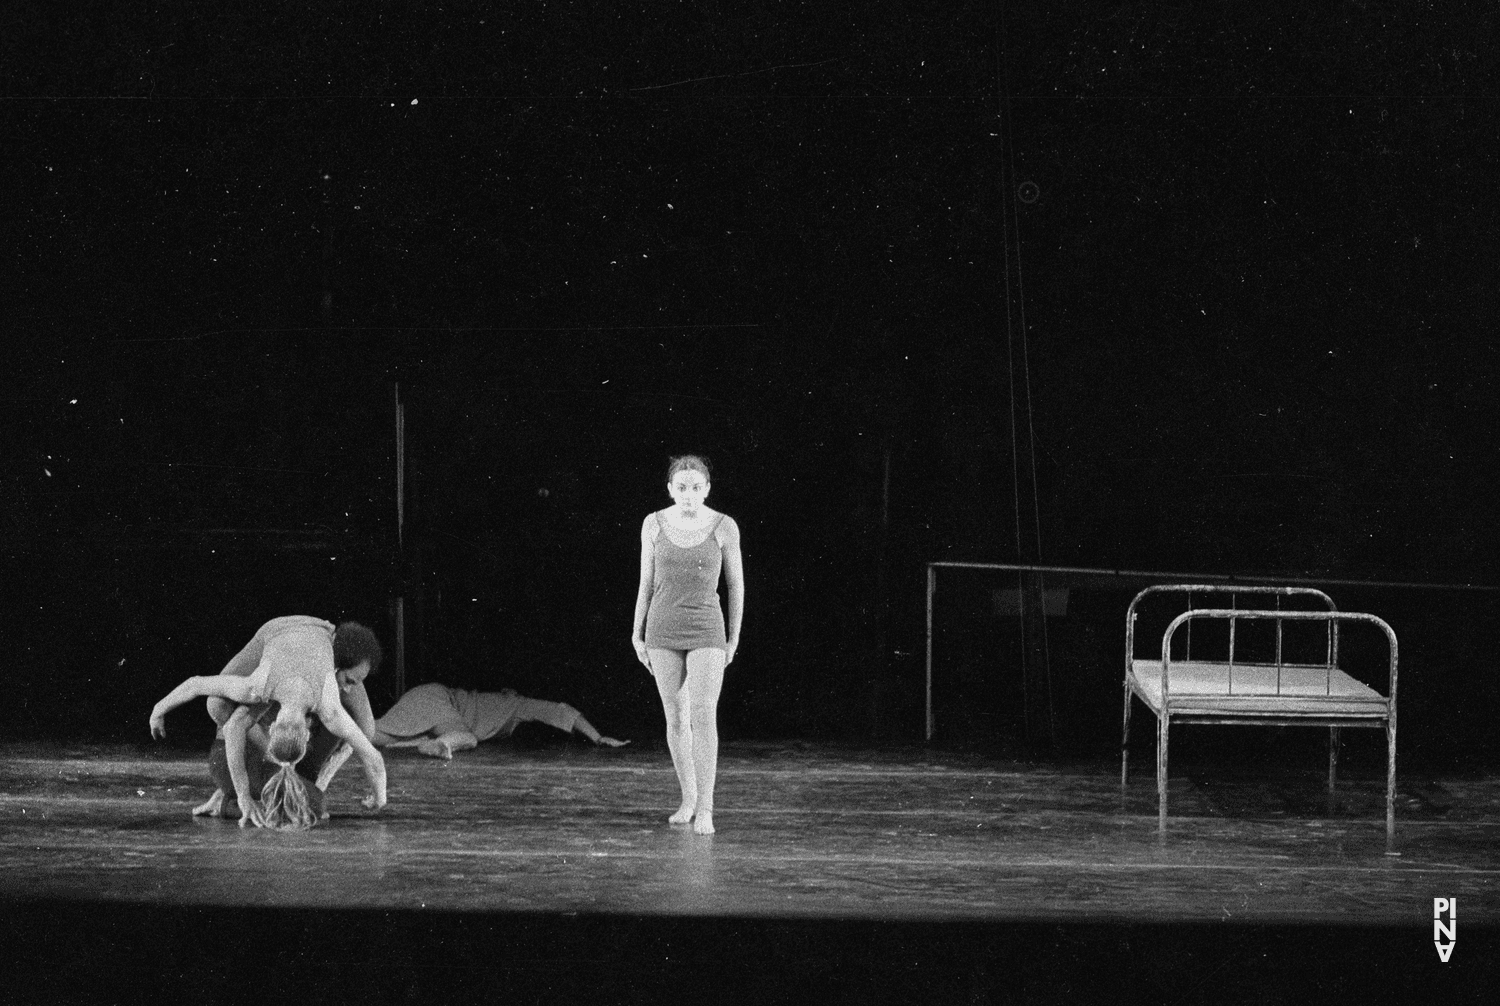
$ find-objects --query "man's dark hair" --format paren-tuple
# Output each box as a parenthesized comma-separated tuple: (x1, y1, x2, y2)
(333, 621, 383, 674)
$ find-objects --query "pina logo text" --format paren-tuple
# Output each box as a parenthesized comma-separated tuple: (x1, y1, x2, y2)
(1434, 898, 1456, 962)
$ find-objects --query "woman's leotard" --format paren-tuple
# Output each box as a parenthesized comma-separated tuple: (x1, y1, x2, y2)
(644, 512, 727, 651)
(258, 624, 336, 706)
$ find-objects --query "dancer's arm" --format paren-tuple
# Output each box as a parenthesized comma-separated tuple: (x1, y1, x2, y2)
(314, 679, 376, 790)
(222, 705, 261, 827)
(631, 514, 656, 671)
(338, 680, 377, 740)
(150, 673, 264, 739)
(572, 712, 629, 747)
(318, 676, 387, 809)
(721, 517, 745, 665)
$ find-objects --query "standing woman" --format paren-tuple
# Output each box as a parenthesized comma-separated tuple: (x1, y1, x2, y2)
(632, 455, 744, 835)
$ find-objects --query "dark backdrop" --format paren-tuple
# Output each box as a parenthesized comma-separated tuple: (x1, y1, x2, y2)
(3, 5, 1496, 765)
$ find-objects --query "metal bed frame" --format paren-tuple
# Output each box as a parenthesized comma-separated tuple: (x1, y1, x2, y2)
(1121, 584, 1398, 851)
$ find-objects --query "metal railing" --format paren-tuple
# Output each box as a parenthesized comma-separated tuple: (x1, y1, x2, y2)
(1126, 584, 1339, 701)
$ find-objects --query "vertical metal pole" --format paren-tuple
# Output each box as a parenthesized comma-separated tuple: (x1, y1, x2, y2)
(925, 565, 935, 742)
(393, 381, 406, 699)
(1386, 644, 1398, 854)
(1157, 712, 1169, 836)
(1227, 593, 1236, 694)
(871, 446, 891, 742)
(1275, 593, 1283, 694)
(1122, 610, 1136, 792)
(1185, 591, 1192, 661)
(1328, 726, 1340, 794)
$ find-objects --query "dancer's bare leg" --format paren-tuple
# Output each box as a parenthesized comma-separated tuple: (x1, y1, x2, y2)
(650, 648, 696, 824)
(686, 647, 726, 835)
(191, 789, 227, 817)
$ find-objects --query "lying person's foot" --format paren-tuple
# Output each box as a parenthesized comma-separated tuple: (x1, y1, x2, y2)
(191, 789, 226, 817)
(596, 736, 630, 747)
(417, 737, 453, 760)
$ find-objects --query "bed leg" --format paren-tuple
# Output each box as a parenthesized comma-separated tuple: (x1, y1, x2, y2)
(1157, 714, 1169, 837)
(1121, 683, 1133, 794)
(1326, 727, 1340, 817)
(1385, 716, 1398, 856)
(1327, 727, 1340, 794)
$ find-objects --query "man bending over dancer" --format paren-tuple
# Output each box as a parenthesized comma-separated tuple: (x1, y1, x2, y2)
(374, 682, 628, 759)
(160, 616, 384, 824)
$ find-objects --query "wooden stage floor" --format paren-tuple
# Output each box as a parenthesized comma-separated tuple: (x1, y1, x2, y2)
(2, 741, 1495, 1001)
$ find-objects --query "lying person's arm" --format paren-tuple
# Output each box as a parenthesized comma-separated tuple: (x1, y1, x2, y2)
(571, 712, 629, 747)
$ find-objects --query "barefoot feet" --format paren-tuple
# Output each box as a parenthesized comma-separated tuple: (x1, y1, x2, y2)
(191, 789, 226, 817)
(692, 810, 714, 835)
(668, 802, 695, 826)
(417, 737, 454, 760)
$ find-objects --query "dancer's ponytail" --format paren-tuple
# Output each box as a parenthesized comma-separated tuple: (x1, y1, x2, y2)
(258, 719, 317, 831)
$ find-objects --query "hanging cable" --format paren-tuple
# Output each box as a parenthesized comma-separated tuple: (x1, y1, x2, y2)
(1004, 95, 1056, 743)
(997, 7, 1055, 743)
(997, 85, 1030, 739)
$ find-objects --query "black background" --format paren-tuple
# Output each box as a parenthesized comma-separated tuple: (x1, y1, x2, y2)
(3, 3, 1497, 767)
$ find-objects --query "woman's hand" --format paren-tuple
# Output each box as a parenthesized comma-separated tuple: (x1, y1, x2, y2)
(149, 709, 167, 740)
(361, 793, 386, 811)
(238, 797, 261, 828)
(632, 637, 652, 673)
(724, 639, 738, 666)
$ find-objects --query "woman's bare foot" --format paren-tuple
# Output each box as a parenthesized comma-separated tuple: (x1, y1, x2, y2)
(191, 789, 226, 817)
(417, 737, 453, 760)
(692, 811, 715, 835)
(668, 802, 695, 826)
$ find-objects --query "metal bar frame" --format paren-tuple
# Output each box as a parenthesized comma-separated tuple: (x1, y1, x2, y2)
(1134, 607, 1398, 852)
(924, 557, 1488, 746)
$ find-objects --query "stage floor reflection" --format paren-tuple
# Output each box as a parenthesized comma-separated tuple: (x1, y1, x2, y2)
(3, 741, 1497, 924)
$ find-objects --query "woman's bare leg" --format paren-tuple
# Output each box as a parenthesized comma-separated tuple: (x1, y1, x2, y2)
(685, 647, 726, 834)
(650, 648, 696, 823)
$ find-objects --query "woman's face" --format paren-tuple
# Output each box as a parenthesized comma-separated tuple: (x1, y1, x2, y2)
(667, 468, 710, 515)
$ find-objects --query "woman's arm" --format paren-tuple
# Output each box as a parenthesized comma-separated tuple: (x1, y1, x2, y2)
(317, 676, 387, 809)
(630, 515, 656, 671)
(721, 517, 745, 665)
(150, 673, 263, 739)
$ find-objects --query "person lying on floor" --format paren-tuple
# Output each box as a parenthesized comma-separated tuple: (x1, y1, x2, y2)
(374, 682, 629, 759)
